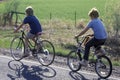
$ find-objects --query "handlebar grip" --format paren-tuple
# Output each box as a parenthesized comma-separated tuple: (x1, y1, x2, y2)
(86, 34, 94, 37)
(75, 37, 79, 43)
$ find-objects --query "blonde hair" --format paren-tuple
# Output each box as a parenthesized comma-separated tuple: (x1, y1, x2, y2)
(88, 8, 99, 18)
(25, 6, 34, 16)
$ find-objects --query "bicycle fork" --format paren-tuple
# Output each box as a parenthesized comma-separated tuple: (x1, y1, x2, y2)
(76, 48, 82, 61)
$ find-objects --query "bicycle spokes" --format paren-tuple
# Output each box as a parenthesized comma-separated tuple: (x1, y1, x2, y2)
(95, 56, 112, 79)
(36, 40, 55, 66)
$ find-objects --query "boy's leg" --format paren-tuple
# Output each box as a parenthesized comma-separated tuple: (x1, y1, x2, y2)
(94, 39, 106, 55)
(24, 32, 35, 57)
(83, 38, 95, 61)
(80, 38, 95, 66)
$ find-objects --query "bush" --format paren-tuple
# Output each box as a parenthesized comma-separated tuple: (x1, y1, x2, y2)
(105, 0, 120, 36)
(2, 0, 20, 26)
(104, 0, 120, 58)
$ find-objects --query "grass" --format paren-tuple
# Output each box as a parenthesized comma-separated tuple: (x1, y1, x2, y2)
(0, 27, 120, 66)
(0, 0, 115, 20)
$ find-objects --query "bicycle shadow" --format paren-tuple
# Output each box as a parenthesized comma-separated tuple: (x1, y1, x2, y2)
(69, 71, 109, 80)
(7, 60, 56, 80)
(69, 71, 89, 80)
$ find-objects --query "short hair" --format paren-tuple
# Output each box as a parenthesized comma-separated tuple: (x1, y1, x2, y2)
(25, 6, 34, 16)
(88, 8, 99, 18)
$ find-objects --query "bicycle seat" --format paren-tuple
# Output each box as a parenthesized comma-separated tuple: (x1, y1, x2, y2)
(95, 45, 102, 51)
(36, 32, 45, 37)
(37, 32, 43, 35)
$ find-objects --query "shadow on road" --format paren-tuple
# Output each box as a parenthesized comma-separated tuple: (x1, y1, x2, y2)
(69, 71, 109, 80)
(69, 71, 89, 80)
(7, 60, 56, 80)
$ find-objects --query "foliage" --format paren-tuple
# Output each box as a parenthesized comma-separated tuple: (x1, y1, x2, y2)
(105, 0, 120, 36)
(104, 0, 120, 59)
(3, 0, 20, 13)
(0, 0, 20, 26)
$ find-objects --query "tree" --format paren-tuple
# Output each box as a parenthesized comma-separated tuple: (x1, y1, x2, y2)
(3, 0, 20, 26)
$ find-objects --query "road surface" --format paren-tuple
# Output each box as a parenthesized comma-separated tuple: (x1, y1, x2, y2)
(0, 55, 119, 80)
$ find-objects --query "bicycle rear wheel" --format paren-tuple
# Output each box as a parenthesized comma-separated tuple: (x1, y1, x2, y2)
(95, 55, 112, 79)
(10, 37, 25, 61)
(67, 50, 82, 72)
(37, 40, 55, 66)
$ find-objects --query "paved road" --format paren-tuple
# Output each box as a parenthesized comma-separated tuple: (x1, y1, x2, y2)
(0, 55, 119, 80)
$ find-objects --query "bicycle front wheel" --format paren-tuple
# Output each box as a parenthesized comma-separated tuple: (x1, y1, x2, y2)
(67, 50, 82, 72)
(37, 40, 55, 66)
(95, 55, 112, 79)
(10, 37, 25, 61)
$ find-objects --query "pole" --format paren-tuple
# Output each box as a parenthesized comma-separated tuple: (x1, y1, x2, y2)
(75, 11, 76, 27)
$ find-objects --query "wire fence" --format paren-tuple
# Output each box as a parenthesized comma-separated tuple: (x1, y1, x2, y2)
(1, 11, 85, 27)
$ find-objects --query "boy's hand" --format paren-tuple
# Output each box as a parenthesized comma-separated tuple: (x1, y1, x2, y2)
(14, 30, 18, 33)
(14, 27, 18, 33)
(75, 35, 79, 39)
(13, 25, 19, 33)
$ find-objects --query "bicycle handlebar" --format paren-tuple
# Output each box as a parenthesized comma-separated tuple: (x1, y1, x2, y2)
(74, 34, 94, 44)
(74, 37, 79, 44)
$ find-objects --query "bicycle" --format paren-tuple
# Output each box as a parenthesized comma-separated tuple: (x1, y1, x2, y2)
(10, 30, 55, 66)
(67, 35, 112, 79)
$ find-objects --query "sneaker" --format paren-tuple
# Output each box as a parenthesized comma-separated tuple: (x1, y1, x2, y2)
(44, 49, 49, 55)
(79, 59, 88, 66)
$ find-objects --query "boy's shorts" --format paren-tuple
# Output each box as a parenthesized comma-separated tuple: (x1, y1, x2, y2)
(26, 32, 35, 39)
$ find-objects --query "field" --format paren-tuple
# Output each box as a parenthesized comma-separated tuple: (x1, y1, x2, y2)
(0, 0, 111, 20)
(0, 0, 111, 48)
(0, 0, 120, 66)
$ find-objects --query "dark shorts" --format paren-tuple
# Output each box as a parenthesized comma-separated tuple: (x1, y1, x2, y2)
(26, 32, 35, 39)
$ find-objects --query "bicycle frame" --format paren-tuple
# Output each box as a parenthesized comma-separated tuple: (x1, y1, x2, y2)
(75, 35, 100, 59)
(76, 35, 106, 60)
(19, 30, 38, 51)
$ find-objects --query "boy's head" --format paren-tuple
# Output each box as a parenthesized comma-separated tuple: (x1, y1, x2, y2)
(25, 6, 34, 16)
(88, 8, 99, 19)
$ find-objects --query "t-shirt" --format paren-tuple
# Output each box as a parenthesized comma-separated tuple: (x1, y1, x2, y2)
(87, 18, 107, 39)
(23, 16, 42, 34)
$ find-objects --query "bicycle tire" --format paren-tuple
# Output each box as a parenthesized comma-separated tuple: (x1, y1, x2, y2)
(67, 50, 82, 72)
(10, 37, 25, 61)
(95, 55, 112, 79)
(36, 40, 55, 66)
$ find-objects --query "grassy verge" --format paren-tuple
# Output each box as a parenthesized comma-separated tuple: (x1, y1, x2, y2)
(0, 25, 120, 66)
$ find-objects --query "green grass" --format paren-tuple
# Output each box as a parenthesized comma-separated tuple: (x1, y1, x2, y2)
(0, 0, 115, 20)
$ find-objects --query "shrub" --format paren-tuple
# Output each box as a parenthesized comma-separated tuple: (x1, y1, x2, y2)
(105, 0, 120, 58)
(2, 0, 20, 26)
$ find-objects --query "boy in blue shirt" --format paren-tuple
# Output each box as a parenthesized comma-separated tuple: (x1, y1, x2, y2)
(75, 8, 107, 66)
(14, 6, 42, 57)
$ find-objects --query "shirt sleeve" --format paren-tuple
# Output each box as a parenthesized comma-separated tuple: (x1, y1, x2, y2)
(87, 21, 93, 28)
(23, 17, 29, 24)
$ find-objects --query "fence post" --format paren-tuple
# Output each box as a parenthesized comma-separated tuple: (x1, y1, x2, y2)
(50, 12, 52, 20)
(49, 12, 52, 39)
(75, 11, 77, 27)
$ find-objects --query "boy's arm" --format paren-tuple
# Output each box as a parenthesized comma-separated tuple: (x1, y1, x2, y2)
(75, 27, 89, 38)
(14, 23, 24, 33)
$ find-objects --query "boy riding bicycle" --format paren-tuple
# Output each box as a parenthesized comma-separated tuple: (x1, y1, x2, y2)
(14, 6, 42, 57)
(75, 8, 107, 66)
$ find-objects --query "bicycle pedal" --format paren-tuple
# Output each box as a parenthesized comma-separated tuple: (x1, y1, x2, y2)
(32, 53, 37, 57)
